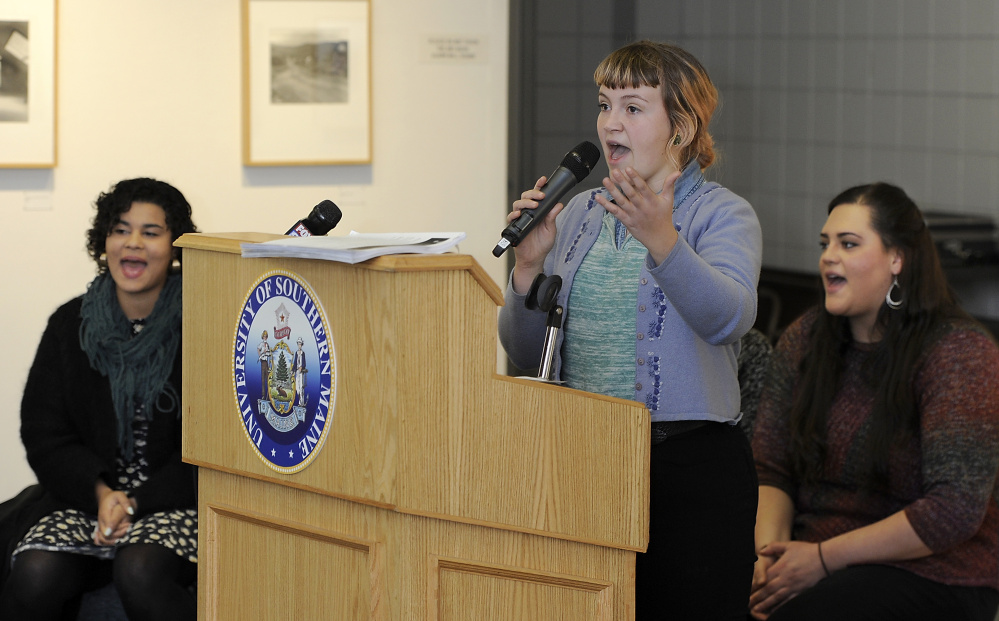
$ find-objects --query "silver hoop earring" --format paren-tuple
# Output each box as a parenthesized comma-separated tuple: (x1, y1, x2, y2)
(97, 253, 108, 272)
(885, 277, 903, 310)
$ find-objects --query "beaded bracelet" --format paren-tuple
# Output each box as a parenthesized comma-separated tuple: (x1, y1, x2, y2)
(817, 541, 831, 577)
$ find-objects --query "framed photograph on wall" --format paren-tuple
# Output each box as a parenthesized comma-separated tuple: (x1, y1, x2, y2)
(242, 0, 371, 166)
(0, 0, 57, 168)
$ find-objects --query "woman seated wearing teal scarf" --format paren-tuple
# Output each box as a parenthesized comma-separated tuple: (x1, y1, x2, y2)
(0, 178, 199, 620)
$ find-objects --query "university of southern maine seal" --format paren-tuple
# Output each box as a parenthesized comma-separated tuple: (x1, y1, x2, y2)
(232, 270, 336, 473)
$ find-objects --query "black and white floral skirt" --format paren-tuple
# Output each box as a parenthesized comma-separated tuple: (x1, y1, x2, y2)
(12, 412, 197, 565)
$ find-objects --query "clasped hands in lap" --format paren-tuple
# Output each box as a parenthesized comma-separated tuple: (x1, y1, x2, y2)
(749, 541, 827, 619)
(93, 481, 137, 546)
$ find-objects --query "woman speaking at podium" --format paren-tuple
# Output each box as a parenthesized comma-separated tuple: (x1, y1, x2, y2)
(499, 40, 763, 620)
(0, 178, 199, 620)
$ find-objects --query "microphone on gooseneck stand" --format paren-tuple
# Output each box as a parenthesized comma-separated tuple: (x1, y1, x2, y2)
(286, 200, 343, 236)
(492, 141, 601, 257)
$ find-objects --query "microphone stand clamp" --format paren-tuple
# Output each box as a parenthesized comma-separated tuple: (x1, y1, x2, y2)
(525, 273, 563, 382)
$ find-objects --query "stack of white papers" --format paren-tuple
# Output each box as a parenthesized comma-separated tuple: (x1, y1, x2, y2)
(240, 231, 466, 264)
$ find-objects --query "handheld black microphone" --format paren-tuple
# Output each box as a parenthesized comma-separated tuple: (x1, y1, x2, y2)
(492, 141, 601, 257)
(286, 200, 343, 236)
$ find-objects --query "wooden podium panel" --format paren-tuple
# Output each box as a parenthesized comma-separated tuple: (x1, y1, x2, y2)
(176, 233, 650, 620)
(200, 470, 630, 620)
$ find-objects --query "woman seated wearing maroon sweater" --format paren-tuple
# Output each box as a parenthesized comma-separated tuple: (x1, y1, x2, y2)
(749, 182, 999, 621)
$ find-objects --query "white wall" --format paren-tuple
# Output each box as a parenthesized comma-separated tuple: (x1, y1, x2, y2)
(0, 0, 509, 500)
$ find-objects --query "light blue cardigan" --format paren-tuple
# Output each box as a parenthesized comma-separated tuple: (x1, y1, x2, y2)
(498, 161, 763, 423)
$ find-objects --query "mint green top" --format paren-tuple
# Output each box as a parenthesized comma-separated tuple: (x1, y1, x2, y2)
(562, 212, 646, 400)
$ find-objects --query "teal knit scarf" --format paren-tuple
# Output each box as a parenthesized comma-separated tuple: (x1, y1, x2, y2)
(79, 272, 183, 459)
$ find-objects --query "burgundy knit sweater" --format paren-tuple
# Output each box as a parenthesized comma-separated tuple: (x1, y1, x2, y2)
(753, 308, 999, 589)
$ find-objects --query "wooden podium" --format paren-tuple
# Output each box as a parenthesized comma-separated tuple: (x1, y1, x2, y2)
(176, 233, 650, 620)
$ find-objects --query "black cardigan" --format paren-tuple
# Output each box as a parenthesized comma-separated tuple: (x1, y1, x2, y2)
(2, 296, 196, 584)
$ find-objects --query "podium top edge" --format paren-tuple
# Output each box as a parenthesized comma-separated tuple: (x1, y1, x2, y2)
(175, 232, 281, 251)
(174, 233, 504, 305)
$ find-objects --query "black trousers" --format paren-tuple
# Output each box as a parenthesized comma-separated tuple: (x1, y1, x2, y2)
(635, 422, 759, 621)
(767, 564, 999, 621)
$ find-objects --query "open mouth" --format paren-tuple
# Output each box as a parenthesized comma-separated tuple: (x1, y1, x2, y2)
(824, 274, 846, 289)
(607, 142, 630, 162)
(120, 259, 147, 278)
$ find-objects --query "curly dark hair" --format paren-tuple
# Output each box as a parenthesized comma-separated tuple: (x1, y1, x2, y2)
(86, 177, 198, 270)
